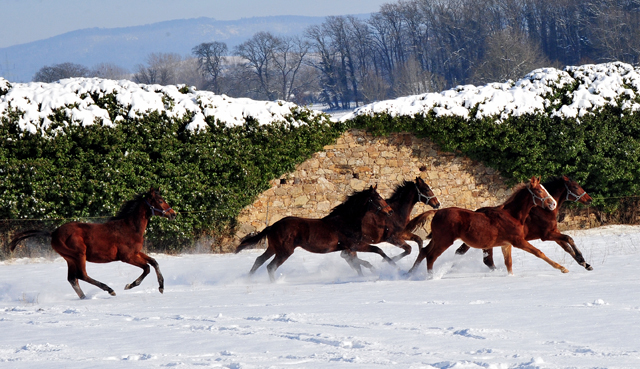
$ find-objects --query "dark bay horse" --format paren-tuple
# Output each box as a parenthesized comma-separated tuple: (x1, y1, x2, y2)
(407, 177, 568, 276)
(454, 176, 593, 273)
(9, 188, 176, 299)
(343, 177, 441, 264)
(235, 185, 394, 281)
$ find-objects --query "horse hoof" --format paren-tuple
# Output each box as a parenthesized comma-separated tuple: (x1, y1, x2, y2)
(109, 291, 116, 296)
(159, 288, 164, 294)
(124, 284, 132, 290)
(585, 264, 593, 271)
(560, 267, 569, 273)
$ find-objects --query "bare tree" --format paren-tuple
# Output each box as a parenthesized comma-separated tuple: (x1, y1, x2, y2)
(33, 62, 89, 82)
(90, 63, 130, 80)
(192, 41, 228, 93)
(272, 36, 310, 101)
(472, 27, 551, 84)
(234, 32, 280, 100)
(133, 53, 182, 85)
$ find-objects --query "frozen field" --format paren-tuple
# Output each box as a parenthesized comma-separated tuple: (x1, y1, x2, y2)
(1, 225, 640, 368)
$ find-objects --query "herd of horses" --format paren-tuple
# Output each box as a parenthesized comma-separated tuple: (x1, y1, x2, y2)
(7, 176, 593, 299)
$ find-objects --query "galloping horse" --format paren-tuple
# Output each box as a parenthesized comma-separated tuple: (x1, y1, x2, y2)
(454, 176, 593, 273)
(407, 177, 568, 276)
(9, 188, 176, 299)
(235, 185, 394, 281)
(343, 177, 440, 264)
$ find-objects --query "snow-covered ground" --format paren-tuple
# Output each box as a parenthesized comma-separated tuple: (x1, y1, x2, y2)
(1, 225, 639, 368)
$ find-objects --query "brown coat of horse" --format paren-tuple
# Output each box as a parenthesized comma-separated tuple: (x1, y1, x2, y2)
(235, 185, 394, 281)
(342, 177, 440, 267)
(407, 177, 567, 276)
(454, 176, 593, 273)
(9, 188, 176, 299)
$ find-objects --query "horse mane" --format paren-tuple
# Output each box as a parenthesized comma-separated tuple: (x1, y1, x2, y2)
(543, 176, 568, 193)
(387, 180, 414, 203)
(325, 188, 375, 220)
(109, 192, 147, 221)
(502, 183, 528, 205)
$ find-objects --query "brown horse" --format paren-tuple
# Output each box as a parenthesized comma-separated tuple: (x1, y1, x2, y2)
(343, 177, 441, 264)
(9, 188, 176, 299)
(407, 177, 568, 276)
(454, 176, 593, 273)
(235, 185, 394, 281)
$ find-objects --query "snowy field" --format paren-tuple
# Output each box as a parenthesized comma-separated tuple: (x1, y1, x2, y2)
(1, 225, 640, 368)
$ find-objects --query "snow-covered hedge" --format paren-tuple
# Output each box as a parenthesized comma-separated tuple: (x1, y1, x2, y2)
(0, 78, 340, 251)
(0, 77, 322, 135)
(344, 62, 640, 206)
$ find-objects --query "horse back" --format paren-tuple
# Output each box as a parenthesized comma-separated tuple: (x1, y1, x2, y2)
(53, 220, 142, 263)
(268, 217, 342, 254)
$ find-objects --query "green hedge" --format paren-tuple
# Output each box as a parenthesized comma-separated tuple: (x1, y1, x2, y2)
(347, 106, 640, 210)
(1, 107, 345, 252)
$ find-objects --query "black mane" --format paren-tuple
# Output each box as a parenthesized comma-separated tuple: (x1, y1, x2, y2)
(109, 192, 147, 221)
(325, 188, 376, 220)
(387, 180, 414, 204)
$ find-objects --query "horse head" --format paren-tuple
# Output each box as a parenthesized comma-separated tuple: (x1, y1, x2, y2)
(562, 175, 592, 205)
(528, 177, 557, 211)
(146, 187, 177, 220)
(367, 184, 394, 216)
(415, 177, 441, 209)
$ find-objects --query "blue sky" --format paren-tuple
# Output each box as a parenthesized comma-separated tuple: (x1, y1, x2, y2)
(0, 0, 391, 48)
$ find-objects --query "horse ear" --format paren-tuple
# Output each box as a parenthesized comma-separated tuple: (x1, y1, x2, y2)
(530, 176, 539, 186)
(562, 175, 569, 181)
(373, 183, 378, 190)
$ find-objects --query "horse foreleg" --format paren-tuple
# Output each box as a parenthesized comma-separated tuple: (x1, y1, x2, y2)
(356, 245, 397, 267)
(123, 253, 151, 291)
(500, 246, 512, 275)
(547, 232, 592, 271)
(455, 243, 471, 255)
(407, 243, 429, 274)
(513, 239, 568, 273)
(143, 254, 165, 293)
(389, 234, 413, 262)
(341, 250, 365, 276)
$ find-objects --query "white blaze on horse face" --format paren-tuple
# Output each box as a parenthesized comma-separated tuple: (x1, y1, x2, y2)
(540, 184, 557, 210)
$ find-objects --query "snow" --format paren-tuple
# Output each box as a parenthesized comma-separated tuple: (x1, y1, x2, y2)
(0, 78, 325, 135)
(2, 225, 640, 368)
(342, 62, 640, 122)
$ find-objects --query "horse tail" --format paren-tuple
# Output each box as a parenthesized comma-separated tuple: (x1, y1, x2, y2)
(235, 226, 271, 254)
(9, 230, 52, 252)
(405, 210, 439, 233)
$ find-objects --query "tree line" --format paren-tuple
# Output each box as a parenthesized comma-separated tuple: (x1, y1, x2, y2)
(33, 0, 640, 108)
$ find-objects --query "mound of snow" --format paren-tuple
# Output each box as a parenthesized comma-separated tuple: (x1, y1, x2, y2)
(341, 62, 640, 122)
(0, 77, 325, 135)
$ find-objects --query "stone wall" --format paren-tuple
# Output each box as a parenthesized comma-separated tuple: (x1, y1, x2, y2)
(235, 129, 516, 242)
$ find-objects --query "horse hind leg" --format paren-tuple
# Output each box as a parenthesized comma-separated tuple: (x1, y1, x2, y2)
(340, 250, 375, 276)
(64, 259, 86, 299)
(75, 256, 116, 297)
(266, 251, 293, 282)
(500, 246, 512, 275)
(249, 248, 275, 275)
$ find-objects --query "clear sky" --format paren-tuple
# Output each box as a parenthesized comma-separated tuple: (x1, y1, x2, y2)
(0, 0, 391, 49)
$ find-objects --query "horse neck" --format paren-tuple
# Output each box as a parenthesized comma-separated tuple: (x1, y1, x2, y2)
(502, 187, 537, 224)
(544, 179, 568, 212)
(123, 201, 151, 235)
(388, 185, 418, 222)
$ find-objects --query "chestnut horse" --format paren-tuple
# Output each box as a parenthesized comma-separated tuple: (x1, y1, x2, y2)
(342, 177, 441, 265)
(9, 188, 176, 299)
(454, 176, 593, 273)
(407, 177, 568, 276)
(235, 185, 394, 281)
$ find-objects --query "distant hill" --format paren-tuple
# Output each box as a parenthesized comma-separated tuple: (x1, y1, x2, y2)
(0, 16, 326, 83)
